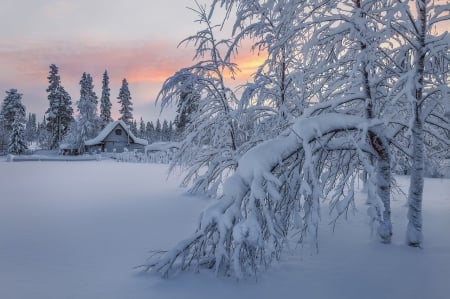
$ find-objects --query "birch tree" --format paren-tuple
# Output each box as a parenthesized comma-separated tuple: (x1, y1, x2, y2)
(157, 3, 241, 196)
(387, 0, 449, 247)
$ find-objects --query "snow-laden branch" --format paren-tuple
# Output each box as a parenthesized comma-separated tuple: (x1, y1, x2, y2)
(140, 113, 383, 278)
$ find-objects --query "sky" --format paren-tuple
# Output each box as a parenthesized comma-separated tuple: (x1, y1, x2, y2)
(0, 0, 257, 122)
(1, 1, 447, 124)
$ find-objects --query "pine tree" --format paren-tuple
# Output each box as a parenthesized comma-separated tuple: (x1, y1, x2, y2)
(45, 64, 73, 149)
(117, 78, 133, 127)
(139, 117, 146, 138)
(168, 121, 174, 141)
(130, 120, 138, 136)
(0, 113, 7, 153)
(1, 89, 26, 131)
(162, 120, 169, 141)
(37, 116, 50, 148)
(146, 121, 155, 142)
(77, 72, 99, 143)
(155, 119, 162, 142)
(100, 70, 112, 128)
(8, 114, 27, 154)
(25, 113, 37, 143)
(1, 88, 27, 154)
(174, 83, 200, 138)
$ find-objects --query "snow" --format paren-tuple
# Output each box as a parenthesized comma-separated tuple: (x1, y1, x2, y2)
(145, 141, 179, 153)
(0, 160, 449, 299)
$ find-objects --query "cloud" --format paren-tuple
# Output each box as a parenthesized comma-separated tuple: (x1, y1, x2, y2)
(0, 38, 263, 121)
(0, 39, 194, 119)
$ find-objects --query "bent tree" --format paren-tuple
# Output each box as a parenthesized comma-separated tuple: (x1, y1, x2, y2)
(142, 0, 449, 278)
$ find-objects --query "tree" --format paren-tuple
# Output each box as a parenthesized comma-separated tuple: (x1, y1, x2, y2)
(100, 70, 112, 128)
(77, 72, 99, 146)
(155, 119, 162, 141)
(1, 89, 26, 131)
(139, 118, 146, 139)
(37, 116, 50, 148)
(25, 113, 37, 143)
(174, 83, 199, 138)
(146, 121, 155, 142)
(117, 78, 133, 127)
(157, 3, 241, 196)
(8, 113, 27, 154)
(130, 120, 138, 136)
(1, 88, 27, 153)
(0, 114, 8, 154)
(168, 121, 174, 141)
(161, 120, 169, 141)
(142, 0, 449, 278)
(387, 0, 450, 247)
(45, 64, 73, 149)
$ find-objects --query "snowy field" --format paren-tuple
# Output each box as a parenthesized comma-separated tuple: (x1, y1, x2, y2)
(0, 159, 449, 299)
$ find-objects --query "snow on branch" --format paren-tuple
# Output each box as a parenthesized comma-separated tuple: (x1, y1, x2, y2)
(140, 113, 380, 278)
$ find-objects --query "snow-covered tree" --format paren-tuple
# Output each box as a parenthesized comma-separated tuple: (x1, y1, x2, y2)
(174, 82, 200, 139)
(146, 121, 155, 142)
(142, 0, 449, 278)
(154, 119, 161, 141)
(25, 113, 37, 143)
(8, 113, 27, 154)
(1, 89, 26, 132)
(77, 72, 99, 145)
(386, 0, 450, 247)
(139, 118, 146, 139)
(157, 3, 241, 196)
(117, 78, 133, 127)
(37, 116, 50, 148)
(161, 120, 169, 141)
(168, 121, 174, 141)
(0, 114, 8, 153)
(45, 64, 73, 149)
(1, 88, 27, 153)
(100, 70, 112, 128)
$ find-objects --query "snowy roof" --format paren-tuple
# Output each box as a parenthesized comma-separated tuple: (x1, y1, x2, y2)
(84, 120, 148, 146)
(145, 142, 179, 153)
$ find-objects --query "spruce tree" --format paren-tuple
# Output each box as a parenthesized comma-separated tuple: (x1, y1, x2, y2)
(25, 113, 37, 143)
(45, 64, 73, 149)
(130, 120, 138, 136)
(0, 113, 7, 153)
(100, 70, 112, 128)
(139, 117, 146, 138)
(146, 121, 155, 142)
(117, 78, 133, 127)
(77, 72, 99, 142)
(155, 119, 162, 142)
(174, 84, 200, 138)
(1, 89, 26, 131)
(162, 119, 169, 141)
(8, 114, 27, 154)
(168, 121, 174, 141)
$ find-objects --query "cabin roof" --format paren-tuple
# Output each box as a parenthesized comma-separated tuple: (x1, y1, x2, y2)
(84, 120, 148, 146)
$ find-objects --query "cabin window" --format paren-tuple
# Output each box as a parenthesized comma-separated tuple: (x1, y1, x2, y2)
(115, 129, 122, 135)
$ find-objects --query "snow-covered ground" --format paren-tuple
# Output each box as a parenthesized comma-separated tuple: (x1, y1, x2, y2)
(0, 159, 449, 299)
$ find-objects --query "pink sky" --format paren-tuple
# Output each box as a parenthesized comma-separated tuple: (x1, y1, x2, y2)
(0, 0, 253, 122)
(1, 1, 447, 123)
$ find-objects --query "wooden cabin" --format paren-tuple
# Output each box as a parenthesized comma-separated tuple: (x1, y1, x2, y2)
(84, 120, 148, 153)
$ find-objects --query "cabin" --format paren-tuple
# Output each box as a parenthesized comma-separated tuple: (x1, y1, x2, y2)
(84, 120, 148, 153)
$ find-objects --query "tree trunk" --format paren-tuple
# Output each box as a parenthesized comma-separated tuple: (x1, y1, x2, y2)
(406, 117, 425, 246)
(406, 0, 427, 247)
(376, 147, 392, 243)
